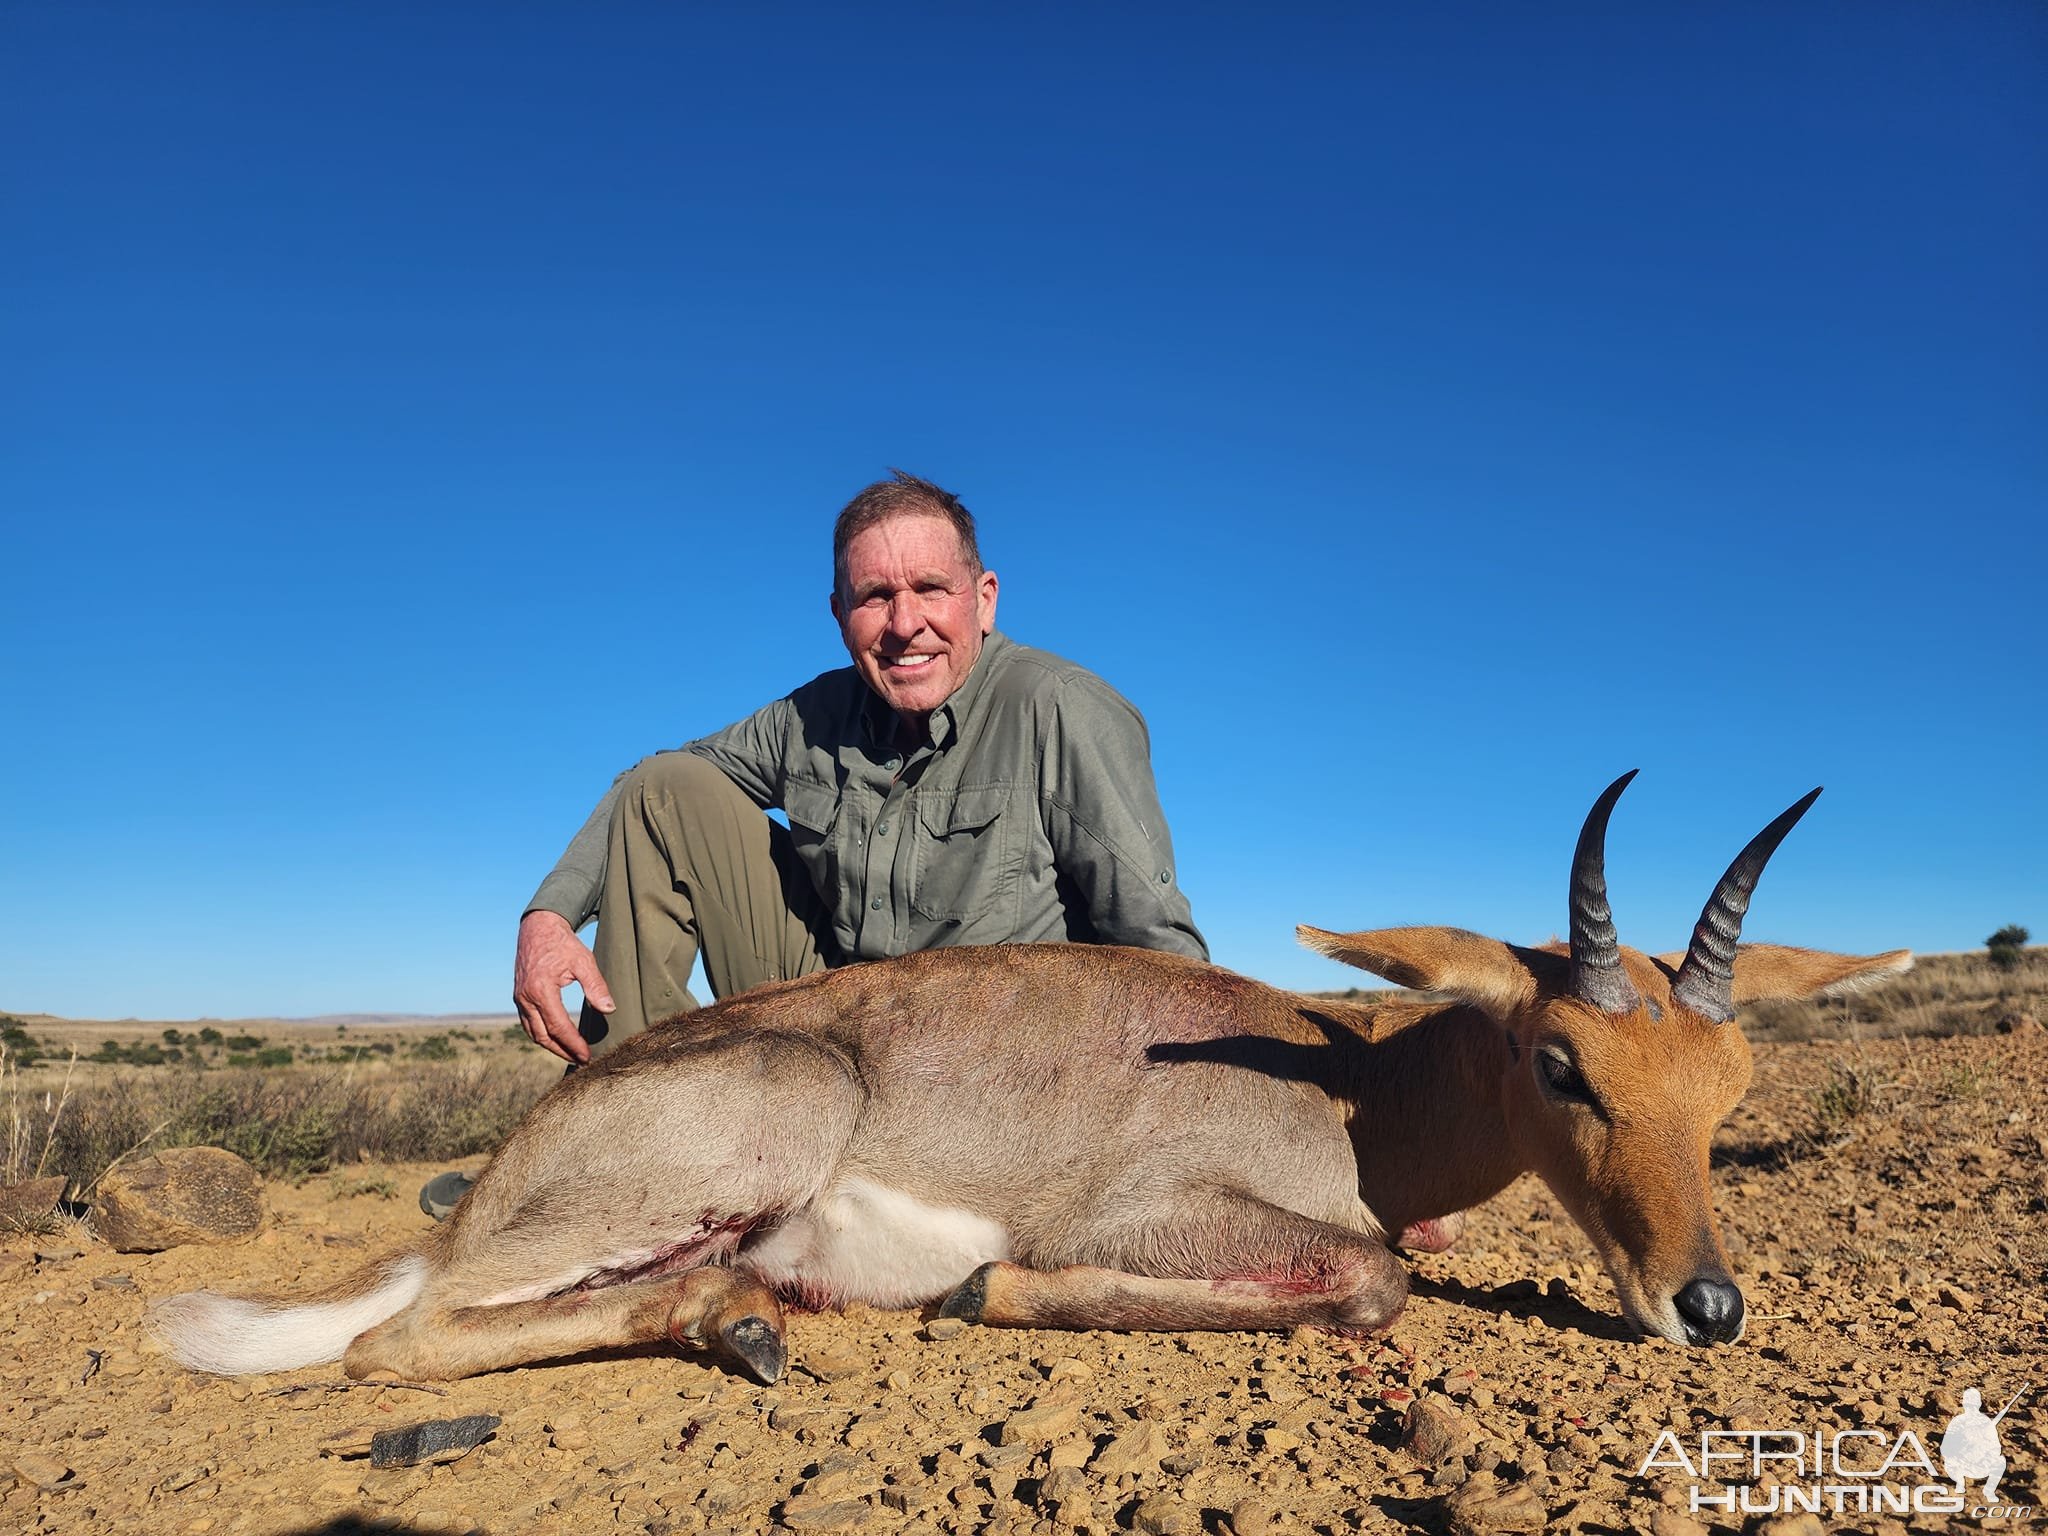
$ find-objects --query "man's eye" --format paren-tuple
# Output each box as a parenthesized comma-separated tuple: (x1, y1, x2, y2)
(1539, 1048, 1592, 1103)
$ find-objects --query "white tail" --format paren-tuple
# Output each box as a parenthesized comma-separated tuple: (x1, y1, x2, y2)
(149, 1256, 428, 1374)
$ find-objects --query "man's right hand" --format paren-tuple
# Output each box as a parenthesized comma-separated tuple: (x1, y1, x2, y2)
(513, 910, 615, 1064)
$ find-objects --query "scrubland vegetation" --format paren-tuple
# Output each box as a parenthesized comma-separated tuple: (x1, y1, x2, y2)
(3, 1014, 554, 1194)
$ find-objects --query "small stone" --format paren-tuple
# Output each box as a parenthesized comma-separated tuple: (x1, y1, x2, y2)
(999, 1397, 1082, 1445)
(801, 1347, 865, 1382)
(1045, 1356, 1094, 1383)
(1038, 1465, 1090, 1510)
(161, 1464, 214, 1493)
(32, 1244, 85, 1263)
(1091, 1420, 1168, 1477)
(1401, 1397, 1475, 1465)
(1938, 1283, 1978, 1313)
(1131, 1494, 1198, 1535)
(91, 1273, 137, 1291)
(550, 1428, 591, 1452)
(881, 1486, 945, 1517)
(1757, 1517, 1827, 1536)
(977, 1441, 1035, 1470)
(922, 1316, 966, 1341)
(1649, 1513, 1709, 1536)
(768, 1404, 836, 1436)
(1252, 1426, 1301, 1454)
(780, 1496, 870, 1530)
(369, 1414, 501, 1468)
(1225, 1498, 1283, 1535)
(1441, 1367, 1480, 1399)
(799, 1456, 875, 1502)
(12, 1455, 71, 1490)
(1446, 1472, 1546, 1534)
(1047, 1439, 1092, 1469)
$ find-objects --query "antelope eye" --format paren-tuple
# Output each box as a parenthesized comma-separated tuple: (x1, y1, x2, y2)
(1538, 1046, 1592, 1104)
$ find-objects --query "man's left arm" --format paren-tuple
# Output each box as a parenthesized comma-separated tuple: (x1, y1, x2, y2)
(1039, 674, 1209, 960)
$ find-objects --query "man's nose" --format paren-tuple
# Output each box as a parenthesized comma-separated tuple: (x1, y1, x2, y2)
(885, 595, 925, 636)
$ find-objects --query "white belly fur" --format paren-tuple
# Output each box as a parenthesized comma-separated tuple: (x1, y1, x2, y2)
(742, 1177, 1011, 1307)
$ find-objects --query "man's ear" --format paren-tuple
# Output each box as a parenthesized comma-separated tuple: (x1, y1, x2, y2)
(976, 568, 998, 634)
(1297, 925, 1540, 1018)
(829, 590, 845, 626)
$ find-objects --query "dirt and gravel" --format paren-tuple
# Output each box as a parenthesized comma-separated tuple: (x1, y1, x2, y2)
(4, 1029, 2043, 1536)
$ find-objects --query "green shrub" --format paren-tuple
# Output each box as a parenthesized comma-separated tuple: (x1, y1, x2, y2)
(1988, 924, 2030, 971)
(4, 1020, 44, 1067)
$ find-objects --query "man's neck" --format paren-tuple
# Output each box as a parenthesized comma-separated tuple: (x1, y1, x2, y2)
(890, 712, 929, 752)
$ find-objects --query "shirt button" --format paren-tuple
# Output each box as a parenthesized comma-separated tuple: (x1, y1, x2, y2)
(870, 897, 884, 910)
(876, 820, 889, 835)
(1158, 871, 1173, 883)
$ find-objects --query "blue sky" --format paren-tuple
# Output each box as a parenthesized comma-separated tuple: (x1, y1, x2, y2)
(3, 4, 2041, 1019)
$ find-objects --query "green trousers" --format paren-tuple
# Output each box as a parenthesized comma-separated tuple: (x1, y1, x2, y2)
(578, 754, 833, 1057)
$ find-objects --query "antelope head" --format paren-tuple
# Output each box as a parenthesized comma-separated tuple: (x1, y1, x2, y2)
(1302, 772, 1911, 1346)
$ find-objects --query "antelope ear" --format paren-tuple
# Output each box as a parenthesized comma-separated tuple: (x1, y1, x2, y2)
(1653, 944, 1911, 1003)
(1297, 925, 1542, 1018)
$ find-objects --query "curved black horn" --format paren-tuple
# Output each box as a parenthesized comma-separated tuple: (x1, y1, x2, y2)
(1569, 770, 1642, 1014)
(1671, 787, 1824, 1023)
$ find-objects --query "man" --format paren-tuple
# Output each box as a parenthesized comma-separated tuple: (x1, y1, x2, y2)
(423, 471, 1204, 1213)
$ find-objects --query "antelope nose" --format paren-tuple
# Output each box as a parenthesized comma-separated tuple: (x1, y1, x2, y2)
(1674, 1277, 1745, 1344)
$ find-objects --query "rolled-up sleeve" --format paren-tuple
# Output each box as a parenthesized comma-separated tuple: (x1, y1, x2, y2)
(1038, 675, 1208, 960)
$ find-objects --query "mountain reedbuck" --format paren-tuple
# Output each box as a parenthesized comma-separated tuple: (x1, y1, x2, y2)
(154, 773, 1907, 1383)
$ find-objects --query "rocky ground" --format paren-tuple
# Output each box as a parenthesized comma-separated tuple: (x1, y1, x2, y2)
(3, 1028, 2043, 1536)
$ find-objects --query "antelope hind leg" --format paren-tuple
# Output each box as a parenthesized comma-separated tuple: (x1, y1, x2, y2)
(942, 1195, 1407, 1334)
(343, 1267, 787, 1384)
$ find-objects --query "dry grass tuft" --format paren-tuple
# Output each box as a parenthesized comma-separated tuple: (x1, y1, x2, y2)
(10, 1054, 557, 1193)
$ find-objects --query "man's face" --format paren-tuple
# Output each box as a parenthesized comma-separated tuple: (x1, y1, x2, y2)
(831, 513, 999, 729)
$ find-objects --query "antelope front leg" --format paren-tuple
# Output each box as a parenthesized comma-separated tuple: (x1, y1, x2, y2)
(344, 1267, 786, 1384)
(940, 1196, 1406, 1334)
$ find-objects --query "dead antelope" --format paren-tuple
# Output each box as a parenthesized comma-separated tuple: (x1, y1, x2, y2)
(153, 773, 1907, 1383)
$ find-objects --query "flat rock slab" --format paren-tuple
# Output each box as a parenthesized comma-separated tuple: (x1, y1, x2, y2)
(369, 1414, 501, 1468)
(93, 1146, 263, 1252)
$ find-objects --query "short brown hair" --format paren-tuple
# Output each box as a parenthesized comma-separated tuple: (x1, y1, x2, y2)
(832, 470, 983, 601)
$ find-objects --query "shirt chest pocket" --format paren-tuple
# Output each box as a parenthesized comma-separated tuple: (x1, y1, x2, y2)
(909, 785, 1012, 923)
(782, 779, 844, 892)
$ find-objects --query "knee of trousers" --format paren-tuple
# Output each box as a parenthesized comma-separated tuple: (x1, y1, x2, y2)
(617, 752, 759, 831)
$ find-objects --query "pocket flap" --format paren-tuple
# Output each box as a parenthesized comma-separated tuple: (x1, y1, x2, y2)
(916, 785, 1007, 836)
(783, 779, 840, 834)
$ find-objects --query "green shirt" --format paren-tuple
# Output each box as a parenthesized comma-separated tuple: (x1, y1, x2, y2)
(528, 632, 1207, 964)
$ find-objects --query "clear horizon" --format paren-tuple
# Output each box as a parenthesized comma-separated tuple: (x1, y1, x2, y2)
(4, 6, 2041, 1018)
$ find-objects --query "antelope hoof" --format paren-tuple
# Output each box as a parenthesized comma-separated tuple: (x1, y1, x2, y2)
(721, 1316, 785, 1385)
(938, 1262, 997, 1323)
